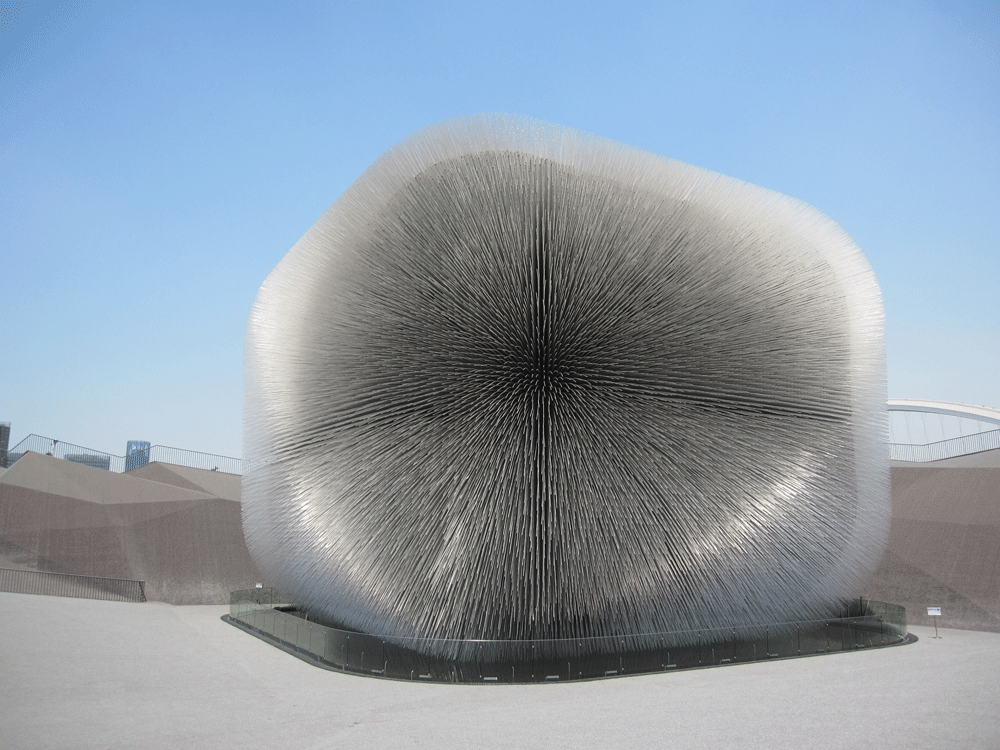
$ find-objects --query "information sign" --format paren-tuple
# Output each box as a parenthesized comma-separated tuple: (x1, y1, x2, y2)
(927, 606, 942, 638)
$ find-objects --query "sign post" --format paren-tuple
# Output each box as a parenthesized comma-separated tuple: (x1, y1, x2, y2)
(927, 607, 942, 638)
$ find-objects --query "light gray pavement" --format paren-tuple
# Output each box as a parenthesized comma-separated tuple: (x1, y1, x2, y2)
(2, 592, 998, 750)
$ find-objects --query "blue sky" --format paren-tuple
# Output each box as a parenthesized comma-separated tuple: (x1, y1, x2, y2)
(1, 0, 997, 458)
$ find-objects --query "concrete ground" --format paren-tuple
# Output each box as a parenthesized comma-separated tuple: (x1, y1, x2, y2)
(1, 593, 997, 750)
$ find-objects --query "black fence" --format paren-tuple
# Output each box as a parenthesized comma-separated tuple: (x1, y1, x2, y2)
(0, 568, 146, 603)
(2, 434, 243, 476)
(225, 588, 908, 683)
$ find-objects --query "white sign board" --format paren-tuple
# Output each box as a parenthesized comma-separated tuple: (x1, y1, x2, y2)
(927, 607, 942, 616)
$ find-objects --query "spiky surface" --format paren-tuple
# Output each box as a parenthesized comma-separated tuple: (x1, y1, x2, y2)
(243, 115, 889, 649)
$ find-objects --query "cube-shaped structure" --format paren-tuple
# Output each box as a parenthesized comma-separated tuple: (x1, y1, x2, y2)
(243, 115, 889, 651)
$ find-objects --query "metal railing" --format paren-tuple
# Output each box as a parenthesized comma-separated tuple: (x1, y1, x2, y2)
(2, 434, 243, 476)
(225, 589, 908, 683)
(889, 428, 1000, 463)
(6, 429, 994, 475)
(145, 445, 243, 475)
(0, 568, 146, 602)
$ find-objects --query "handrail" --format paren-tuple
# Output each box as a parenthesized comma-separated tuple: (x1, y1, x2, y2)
(0, 567, 146, 602)
(2, 434, 243, 475)
(889, 428, 1000, 463)
(225, 588, 908, 683)
(4, 429, 996, 475)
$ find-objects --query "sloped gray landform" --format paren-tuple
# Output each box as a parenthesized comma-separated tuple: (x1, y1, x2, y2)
(0, 452, 261, 604)
(243, 115, 890, 652)
(868, 451, 1000, 632)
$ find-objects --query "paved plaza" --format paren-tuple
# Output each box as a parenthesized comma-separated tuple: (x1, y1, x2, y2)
(2, 592, 998, 749)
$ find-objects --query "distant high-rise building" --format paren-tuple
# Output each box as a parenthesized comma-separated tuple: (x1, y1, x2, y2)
(125, 440, 151, 472)
(64, 453, 112, 471)
(0, 422, 10, 468)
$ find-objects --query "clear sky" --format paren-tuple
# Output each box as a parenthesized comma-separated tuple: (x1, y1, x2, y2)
(1, 0, 997, 459)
